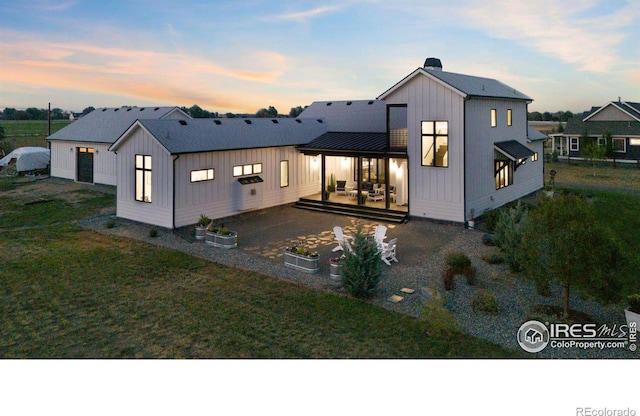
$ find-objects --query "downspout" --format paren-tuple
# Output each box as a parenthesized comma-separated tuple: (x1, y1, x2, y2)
(463, 97, 469, 227)
(172, 154, 179, 230)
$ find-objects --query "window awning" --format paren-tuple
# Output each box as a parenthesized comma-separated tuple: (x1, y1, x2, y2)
(494, 140, 535, 161)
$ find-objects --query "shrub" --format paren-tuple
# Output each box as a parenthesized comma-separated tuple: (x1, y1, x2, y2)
(197, 214, 211, 227)
(341, 226, 381, 298)
(149, 228, 158, 238)
(493, 201, 529, 272)
(445, 252, 471, 274)
(464, 265, 476, 286)
(627, 294, 640, 314)
(442, 269, 455, 291)
(472, 289, 500, 315)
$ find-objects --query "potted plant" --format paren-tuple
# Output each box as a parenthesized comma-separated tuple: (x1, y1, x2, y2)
(195, 214, 211, 240)
(205, 222, 237, 249)
(625, 294, 640, 331)
(327, 173, 336, 192)
(284, 242, 319, 273)
(323, 189, 330, 200)
(329, 256, 343, 280)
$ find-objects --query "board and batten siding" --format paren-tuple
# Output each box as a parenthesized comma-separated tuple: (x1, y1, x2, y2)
(173, 146, 319, 228)
(49, 140, 117, 185)
(464, 98, 543, 220)
(113, 127, 174, 228)
(383, 73, 466, 222)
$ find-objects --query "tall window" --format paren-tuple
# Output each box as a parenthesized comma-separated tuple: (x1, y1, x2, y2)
(280, 160, 289, 188)
(491, 109, 497, 127)
(421, 121, 448, 167)
(570, 137, 579, 152)
(495, 151, 513, 190)
(507, 109, 512, 126)
(135, 154, 152, 202)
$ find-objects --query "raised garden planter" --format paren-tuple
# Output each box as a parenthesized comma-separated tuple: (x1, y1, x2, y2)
(195, 225, 207, 240)
(205, 230, 237, 249)
(329, 258, 342, 280)
(284, 251, 319, 274)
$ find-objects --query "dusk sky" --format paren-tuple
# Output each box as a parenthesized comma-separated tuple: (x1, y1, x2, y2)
(0, 0, 638, 114)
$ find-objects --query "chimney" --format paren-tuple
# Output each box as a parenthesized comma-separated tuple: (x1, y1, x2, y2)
(424, 57, 442, 70)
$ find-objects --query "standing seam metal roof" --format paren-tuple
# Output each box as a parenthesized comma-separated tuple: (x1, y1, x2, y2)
(47, 107, 186, 143)
(132, 118, 329, 154)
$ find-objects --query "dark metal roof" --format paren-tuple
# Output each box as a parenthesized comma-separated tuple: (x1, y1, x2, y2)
(564, 119, 640, 136)
(298, 132, 388, 154)
(494, 140, 535, 161)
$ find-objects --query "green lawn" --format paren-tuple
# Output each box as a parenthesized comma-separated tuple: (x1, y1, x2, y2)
(0, 177, 518, 358)
(0, 120, 69, 148)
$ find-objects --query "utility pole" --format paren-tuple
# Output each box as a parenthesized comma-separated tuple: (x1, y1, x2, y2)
(48, 102, 51, 136)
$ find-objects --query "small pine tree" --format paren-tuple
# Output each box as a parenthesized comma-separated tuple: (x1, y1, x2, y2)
(341, 226, 381, 298)
(493, 201, 529, 272)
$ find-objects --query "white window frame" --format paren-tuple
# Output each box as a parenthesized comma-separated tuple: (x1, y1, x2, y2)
(570, 137, 579, 152)
(612, 137, 626, 153)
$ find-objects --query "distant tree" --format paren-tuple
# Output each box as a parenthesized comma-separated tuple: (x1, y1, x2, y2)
(51, 108, 66, 120)
(82, 106, 95, 115)
(289, 106, 305, 117)
(542, 111, 553, 121)
(603, 130, 614, 158)
(520, 194, 623, 319)
(225, 112, 236, 118)
(528, 111, 542, 121)
(0, 126, 4, 140)
(3, 108, 17, 120)
(189, 105, 205, 118)
(267, 106, 278, 117)
(256, 106, 278, 118)
(561, 111, 574, 122)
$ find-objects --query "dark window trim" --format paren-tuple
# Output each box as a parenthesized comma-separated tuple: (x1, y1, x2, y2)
(280, 160, 289, 188)
(135, 154, 152, 203)
(491, 109, 497, 127)
(421, 120, 449, 168)
(190, 168, 215, 183)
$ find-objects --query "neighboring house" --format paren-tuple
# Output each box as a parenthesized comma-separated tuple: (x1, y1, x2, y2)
(554, 101, 640, 160)
(109, 58, 543, 228)
(47, 106, 190, 185)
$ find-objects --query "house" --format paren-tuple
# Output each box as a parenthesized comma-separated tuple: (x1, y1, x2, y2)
(553, 100, 640, 160)
(108, 118, 327, 229)
(109, 58, 543, 228)
(47, 106, 190, 185)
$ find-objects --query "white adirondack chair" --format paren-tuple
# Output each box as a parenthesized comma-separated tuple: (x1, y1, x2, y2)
(373, 225, 387, 247)
(380, 238, 398, 266)
(332, 226, 348, 252)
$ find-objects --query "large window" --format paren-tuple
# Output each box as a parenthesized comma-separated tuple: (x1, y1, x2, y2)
(495, 151, 513, 190)
(421, 121, 448, 167)
(280, 160, 289, 188)
(491, 109, 497, 127)
(613, 138, 626, 153)
(191, 168, 214, 183)
(233, 163, 262, 177)
(135, 154, 152, 202)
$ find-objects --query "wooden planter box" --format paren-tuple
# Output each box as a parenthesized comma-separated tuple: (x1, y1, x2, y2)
(284, 251, 319, 274)
(205, 230, 237, 249)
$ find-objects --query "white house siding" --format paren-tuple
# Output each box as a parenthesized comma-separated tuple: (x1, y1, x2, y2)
(383, 73, 466, 222)
(49, 140, 117, 185)
(172, 146, 320, 228)
(464, 98, 543, 220)
(114, 127, 174, 228)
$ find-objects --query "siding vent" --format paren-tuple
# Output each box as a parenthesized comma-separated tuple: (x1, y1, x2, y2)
(214, 120, 221, 125)
(179, 120, 187, 126)
(244, 119, 252, 124)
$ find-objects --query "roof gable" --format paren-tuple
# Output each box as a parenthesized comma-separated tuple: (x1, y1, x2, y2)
(111, 118, 329, 154)
(583, 101, 640, 122)
(378, 67, 531, 102)
(47, 106, 190, 143)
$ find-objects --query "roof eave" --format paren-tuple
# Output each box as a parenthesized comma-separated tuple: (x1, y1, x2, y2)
(378, 67, 468, 100)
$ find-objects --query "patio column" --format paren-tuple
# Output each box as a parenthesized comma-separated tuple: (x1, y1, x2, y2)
(321, 154, 327, 201)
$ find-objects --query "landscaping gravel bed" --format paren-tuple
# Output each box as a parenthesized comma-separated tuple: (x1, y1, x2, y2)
(80, 208, 636, 359)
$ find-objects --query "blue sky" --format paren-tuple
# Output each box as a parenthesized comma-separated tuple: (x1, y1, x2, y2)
(0, 0, 638, 114)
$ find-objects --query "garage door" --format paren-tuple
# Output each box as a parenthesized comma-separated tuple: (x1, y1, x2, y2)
(77, 147, 94, 183)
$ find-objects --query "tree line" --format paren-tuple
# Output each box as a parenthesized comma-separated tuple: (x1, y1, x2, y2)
(0, 104, 307, 120)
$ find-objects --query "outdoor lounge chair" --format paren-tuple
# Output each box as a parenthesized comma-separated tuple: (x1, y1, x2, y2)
(373, 225, 387, 246)
(335, 181, 347, 195)
(332, 226, 350, 252)
(380, 238, 398, 266)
